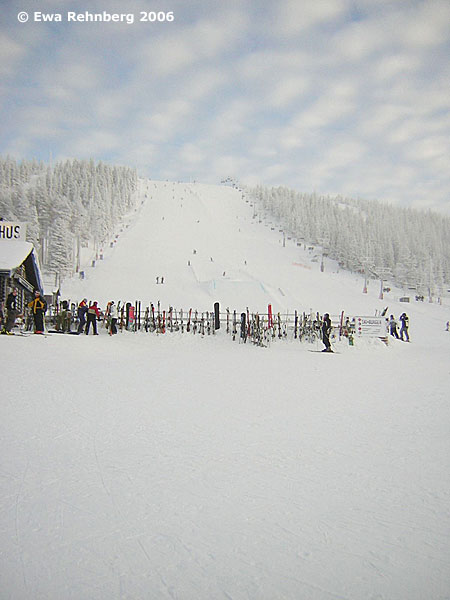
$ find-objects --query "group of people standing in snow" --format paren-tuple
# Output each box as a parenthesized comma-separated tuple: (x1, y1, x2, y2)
(51, 298, 120, 336)
(319, 311, 412, 352)
(387, 313, 410, 341)
(74, 299, 118, 335)
(1, 288, 48, 335)
(0, 291, 118, 337)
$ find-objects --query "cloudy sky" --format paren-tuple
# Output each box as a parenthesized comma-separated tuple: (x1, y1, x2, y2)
(1, 0, 449, 212)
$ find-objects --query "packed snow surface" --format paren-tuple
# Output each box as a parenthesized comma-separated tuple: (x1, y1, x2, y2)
(1, 180, 450, 599)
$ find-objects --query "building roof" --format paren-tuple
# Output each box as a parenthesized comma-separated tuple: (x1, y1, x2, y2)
(0, 241, 34, 271)
(0, 241, 44, 294)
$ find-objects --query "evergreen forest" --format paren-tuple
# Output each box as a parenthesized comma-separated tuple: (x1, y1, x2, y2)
(246, 185, 450, 296)
(0, 157, 137, 283)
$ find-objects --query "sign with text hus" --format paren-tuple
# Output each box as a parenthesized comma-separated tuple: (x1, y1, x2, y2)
(0, 222, 28, 241)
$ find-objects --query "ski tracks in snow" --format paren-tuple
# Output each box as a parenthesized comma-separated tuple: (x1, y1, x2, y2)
(14, 458, 30, 592)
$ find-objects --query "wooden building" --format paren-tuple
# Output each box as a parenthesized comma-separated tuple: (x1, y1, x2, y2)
(0, 240, 44, 315)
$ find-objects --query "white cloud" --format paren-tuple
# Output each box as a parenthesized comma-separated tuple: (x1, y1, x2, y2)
(138, 9, 248, 76)
(249, 129, 279, 157)
(374, 53, 424, 82)
(118, 143, 158, 170)
(209, 100, 255, 139)
(399, 0, 450, 48)
(138, 99, 193, 142)
(358, 104, 411, 138)
(178, 143, 206, 166)
(211, 154, 250, 178)
(330, 20, 383, 61)
(16, 104, 78, 138)
(324, 139, 367, 167)
(183, 68, 228, 102)
(0, 33, 26, 76)
(404, 135, 449, 163)
(263, 163, 291, 181)
(272, 0, 347, 36)
(141, 37, 196, 76)
(238, 50, 309, 82)
(94, 93, 130, 123)
(266, 76, 309, 109)
(291, 81, 358, 131)
(385, 114, 448, 146)
(69, 131, 122, 157)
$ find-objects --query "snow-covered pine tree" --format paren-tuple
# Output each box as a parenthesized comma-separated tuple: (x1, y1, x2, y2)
(0, 156, 138, 281)
(246, 184, 450, 294)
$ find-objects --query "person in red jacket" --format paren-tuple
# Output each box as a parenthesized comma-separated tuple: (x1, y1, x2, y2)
(85, 301, 100, 335)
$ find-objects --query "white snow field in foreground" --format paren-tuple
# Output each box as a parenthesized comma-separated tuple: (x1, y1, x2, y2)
(1, 180, 450, 599)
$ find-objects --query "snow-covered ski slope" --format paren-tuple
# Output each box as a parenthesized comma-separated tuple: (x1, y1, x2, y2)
(1, 179, 450, 600)
(63, 179, 412, 317)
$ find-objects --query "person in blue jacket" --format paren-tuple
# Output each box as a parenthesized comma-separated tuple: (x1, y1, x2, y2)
(77, 299, 88, 333)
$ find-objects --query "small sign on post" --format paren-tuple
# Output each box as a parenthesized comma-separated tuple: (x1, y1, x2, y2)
(355, 316, 386, 338)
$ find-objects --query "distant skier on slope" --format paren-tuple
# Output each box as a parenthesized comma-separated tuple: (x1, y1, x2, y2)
(322, 313, 333, 352)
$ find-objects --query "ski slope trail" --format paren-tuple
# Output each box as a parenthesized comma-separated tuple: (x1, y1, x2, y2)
(63, 180, 396, 316)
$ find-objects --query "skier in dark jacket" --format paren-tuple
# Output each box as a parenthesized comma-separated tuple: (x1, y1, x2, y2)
(322, 313, 333, 352)
(399, 313, 410, 341)
(28, 290, 47, 334)
(77, 299, 88, 333)
(85, 301, 100, 335)
(2, 288, 20, 334)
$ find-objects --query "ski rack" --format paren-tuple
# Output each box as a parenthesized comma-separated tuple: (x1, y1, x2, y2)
(36, 298, 390, 348)
(66, 301, 355, 348)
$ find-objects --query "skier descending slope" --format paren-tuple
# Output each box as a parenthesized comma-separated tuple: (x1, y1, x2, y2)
(322, 313, 333, 352)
